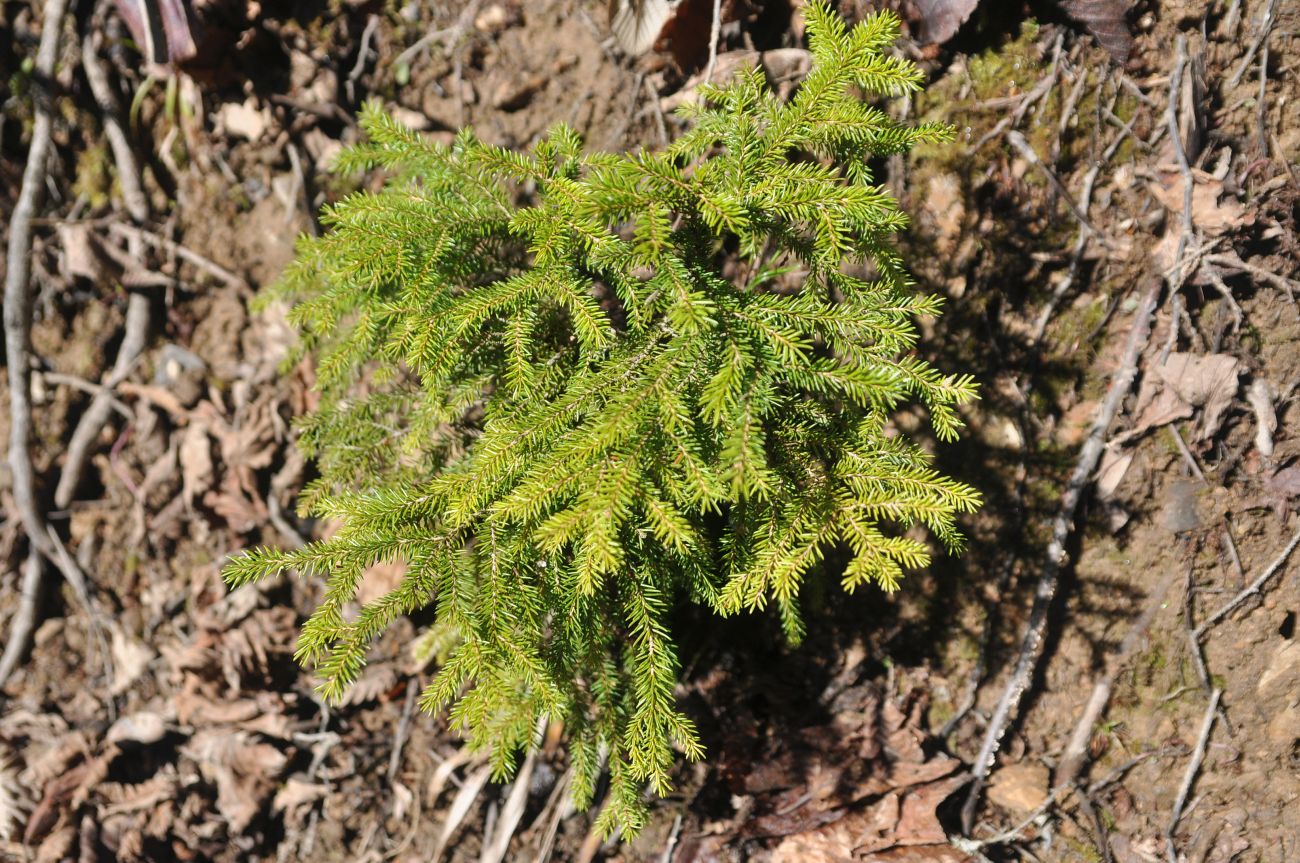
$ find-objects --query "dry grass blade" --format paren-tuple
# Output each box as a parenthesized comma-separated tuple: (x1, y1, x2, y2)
(479, 748, 538, 863)
(430, 762, 493, 863)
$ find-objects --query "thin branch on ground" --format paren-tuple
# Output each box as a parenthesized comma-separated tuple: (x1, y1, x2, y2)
(1183, 562, 1212, 691)
(959, 276, 1163, 835)
(0, 554, 45, 690)
(346, 14, 381, 102)
(1193, 522, 1300, 638)
(703, 0, 723, 85)
(392, 0, 482, 71)
(386, 678, 419, 784)
(2, 0, 74, 681)
(56, 31, 154, 516)
(1227, 0, 1278, 88)
(106, 223, 251, 291)
(1165, 688, 1221, 863)
(1166, 37, 1197, 275)
(1055, 560, 1183, 787)
(38, 372, 133, 420)
(1203, 251, 1298, 306)
(1006, 131, 1106, 242)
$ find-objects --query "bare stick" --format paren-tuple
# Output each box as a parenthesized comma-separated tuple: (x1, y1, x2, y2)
(1194, 522, 1300, 638)
(387, 677, 419, 784)
(0, 553, 44, 689)
(1183, 563, 1212, 691)
(1166, 37, 1195, 274)
(959, 276, 1163, 834)
(106, 223, 250, 291)
(1165, 688, 1221, 863)
(703, 0, 723, 85)
(1055, 561, 1182, 787)
(4, 0, 70, 558)
(82, 32, 148, 223)
(55, 32, 155, 510)
(1006, 131, 1105, 240)
(39, 372, 133, 419)
(1227, 0, 1278, 88)
(1203, 251, 1298, 305)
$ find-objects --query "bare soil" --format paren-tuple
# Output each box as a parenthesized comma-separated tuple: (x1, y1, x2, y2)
(2, 0, 1298, 861)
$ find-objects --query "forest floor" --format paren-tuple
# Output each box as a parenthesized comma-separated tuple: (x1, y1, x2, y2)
(2, 0, 1299, 861)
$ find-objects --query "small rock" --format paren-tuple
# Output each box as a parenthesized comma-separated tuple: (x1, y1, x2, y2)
(389, 105, 432, 130)
(217, 98, 271, 141)
(987, 762, 1049, 815)
(107, 711, 168, 746)
(1257, 640, 1300, 699)
(475, 3, 519, 34)
(1159, 478, 1202, 534)
(492, 73, 547, 111)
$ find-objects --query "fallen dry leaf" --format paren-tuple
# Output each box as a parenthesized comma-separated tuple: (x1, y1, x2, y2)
(217, 98, 271, 141)
(179, 421, 213, 512)
(106, 712, 169, 748)
(272, 777, 329, 818)
(1147, 171, 1250, 237)
(1097, 448, 1134, 499)
(987, 761, 1049, 815)
(183, 730, 287, 833)
(1057, 0, 1133, 62)
(0, 747, 25, 844)
(1131, 352, 1240, 441)
(56, 224, 106, 282)
(110, 626, 156, 697)
(910, 0, 979, 45)
(1246, 379, 1277, 458)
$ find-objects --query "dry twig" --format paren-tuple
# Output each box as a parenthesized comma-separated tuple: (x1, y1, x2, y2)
(1165, 688, 1221, 863)
(2, 0, 73, 684)
(0, 554, 44, 689)
(1055, 562, 1183, 787)
(959, 276, 1163, 834)
(106, 223, 251, 291)
(1193, 522, 1300, 638)
(703, 0, 724, 85)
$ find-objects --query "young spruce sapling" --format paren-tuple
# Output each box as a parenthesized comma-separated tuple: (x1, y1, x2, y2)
(224, 2, 980, 834)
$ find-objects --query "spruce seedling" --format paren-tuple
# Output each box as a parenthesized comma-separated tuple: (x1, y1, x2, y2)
(224, 2, 979, 834)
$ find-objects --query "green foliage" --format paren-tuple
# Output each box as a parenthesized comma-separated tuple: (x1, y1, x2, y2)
(224, 2, 979, 835)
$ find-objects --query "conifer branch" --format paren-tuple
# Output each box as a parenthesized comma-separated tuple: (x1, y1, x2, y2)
(223, 1, 978, 835)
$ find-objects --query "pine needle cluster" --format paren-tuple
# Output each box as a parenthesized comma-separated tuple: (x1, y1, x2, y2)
(224, 2, 979, 834)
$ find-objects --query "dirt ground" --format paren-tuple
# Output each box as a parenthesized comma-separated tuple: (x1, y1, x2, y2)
(2, 0, 1299, 861)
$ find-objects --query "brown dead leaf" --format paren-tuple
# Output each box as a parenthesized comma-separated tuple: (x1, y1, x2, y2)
(217, 98, 271, 141)
(183, 730, 287, 833)
(910, 0, 979, 44)
(1057, 0, 1133, 62)
(179, 421, 214, 512)
(173, 676, 293, 739)
(1131, 352, 1240, 441)
(1097, 448, 1134, 500)
(272, 777, 328, 819)
(110, 627, 156, 697)
(356, 560, 408, 607)
(56, 224, 106, 282)
(106, 711, 169, 748)
(203, 474, 268, 533)
(771, 774, 966, 861)
(1265, 463, 1300, 501)
(0, 747, 25, 844)
(1147, 171, 1250, 237)
(336, 662, 399, 707)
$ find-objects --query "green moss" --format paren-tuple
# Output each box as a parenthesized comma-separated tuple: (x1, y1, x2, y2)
(73, 144, 113, 211)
